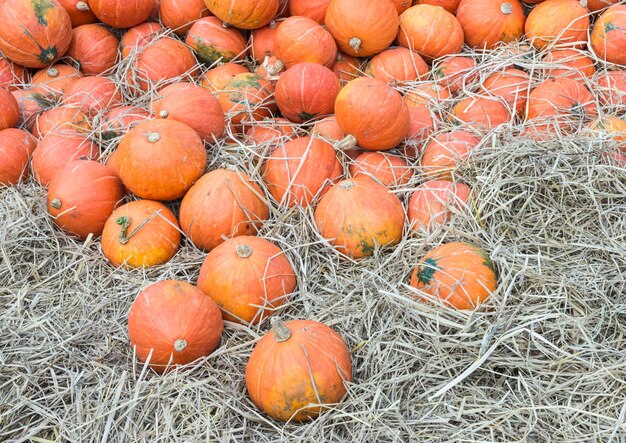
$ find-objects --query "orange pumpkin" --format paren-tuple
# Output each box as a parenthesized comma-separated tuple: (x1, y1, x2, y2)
(89, 0, 153, 28)
(204, 0, 278, 29)
(405, 104, 435, 155)
(0, 128, 37, 185)
(31, 64, 83, 99)
(397, 5, 464, 62)
(325, 0, 399, 57)
(408, 180, 470, 229)
(200, 62, 249, 93)
(120, 22, 163, 59)
(0, 87, 19, 131)
(255, 55, 286, 82)
(331, 52, 361, 86)
(312, 115, 345, 142)
(524, 0, 589, 50)
(392, 0, 412, 13)
(179, 168, 269, 251)
(67, 24, 118, 75)
(421, 130, 481, 179)
(217, 73, 276, 128)
(102, 200, 181, 268)
(587, 0, 618, 11)
(64, 77, 123, 118)
(410, 242, 497, 310)
(160, 0, 209, 35)
(100, 106, 150, 140)
(335, 77, 409, 151)
(413, 0, 460, 13)
(364, 47, 428, 87)
(47, 160, 124, 239)
(186, 16, 248, 65)
(314, 176, 405, 258)
(0, 0, 72, 68)
(456, 0, 526, 49)
(32, 106, 91, 139)
(481, 68, 531, 114)
(451, 97, 512, 130)
(289, 0, 331, 23)
(0, 57, 28, 91)
(245, 117, 295, 147)
(274, 16, 337, 68)
(128, 280, 223, 372)
(250, 21, 278, 62)
(12, 90, 56, 130)
(405, 82, 451, 108)
(596, 70, 626, 107)
(197, 236, 297, 324)
(589, 116, 626, 145)
(57, 0, 97, 27)
(432, 56, 478, 94)
(246, 317, 352, 422)
(543, 49, 596, 82)
(349, 152, 413, 187)
(590, 5, 626, 66)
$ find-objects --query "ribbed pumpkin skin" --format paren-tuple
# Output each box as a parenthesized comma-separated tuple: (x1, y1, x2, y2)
(312, 115, 345, 142)
(245, 118, 295, 146)
(349, 152, 413, 187)
(289, 0, 331, 23)
(481, 68, 530, 114)
(160, 0, 208, 36)
(414, 0, 460, 13)
(250, 21, 277, 62)
(335, 77, 409, 151)
(204, 0, 279, 29)
(67, 24, 118, 75)
(451, 97, 512, 130)
(596, 71, 626, 107)
(64, 77, 123, 118)
(245, 319, 352, 422)
(217, 73, 276, 127)
(524, 0, 589, 50)
(179, 168, 269, 251)
(432, 56, 478, 94)
(120, 22, 163, 59)
(314, 176, 405, 258)
(32, 106, 91, 139)
(421, 130, 481, 180)
(0, 128, 37, 185)
(325, 0, 399, 57)
(590, 5, 626, 66)
(405, 82, 451, 108)
(186, 16, 248, 65)
(543, 49, 596, 81)
(0, 87, 19, 131)
(0, 57, 28, 91)
(200, 62, 249, 93)
(89, 0, 153, 28)
(0, 0, 72, 68)
(197, 236, 297, 324)
(31, 64, 83, 99)
(331, 53, 361, 86)
(409, 180, 470, 229)
(405, 104, 434, 153)
(101, 200, 181, 268)
(456, 0, 526, 49)
(57, 0, 97, 27)
(100, 106, 150, 140)
(364, 48, 428, 87)
(263, 136, 343, 207)
(274, 16, 337, 68)
(12, 90, 56, 129)
(397, 5, 464, 62)
(47, 160, 124, 239)
(410, 242, 497, 310)
(275, 63, 341, 123)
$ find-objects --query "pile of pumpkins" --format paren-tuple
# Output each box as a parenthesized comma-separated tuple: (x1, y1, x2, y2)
(0, 0, 624, 423)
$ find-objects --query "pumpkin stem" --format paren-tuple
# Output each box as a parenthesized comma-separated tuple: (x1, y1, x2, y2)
(174, 339, 188, 352)
(500, 2, 513, 13)
(335, 134, 357, 151)
(349, 37, 362, 53)
(236, 244, 253, 258)
(579, 0, 587, 7)
(50, 198, 62, 209)
(116, 216, 132, 245)
(75, 1, 90, 11)
(271, 317, 292, 343)
(47, 67, 59, 77)
(340, 180, 355, 191)
(147, 132, 161, 143)
(159, 110, 169, 118)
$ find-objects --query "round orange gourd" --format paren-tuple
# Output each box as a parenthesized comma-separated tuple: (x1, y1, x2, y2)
(274, 16, 337, 68)
(349, 152, 413, 187)
(596, 70, 626, 107)
(421, 130, 481, 179)
(451, 97, 512, 130)
(364, 48, 428, 87)
(543, 49, 596, 81)
(312, 115, 345, 142)
(64, 77, 123, 118)
(67, 24, 118, 75)
(57, 0, 97, 27)
(186, 16, 248, 65)
(89, 0, 153, 28)
(204, 0, 278, 29)
(481, 68, 530, 114)
(408, 180, 470, 229)
(331, 53, 361, 86)
(100, 106, 150, 140)
(524, 0, 589, 50)
(0, 57, 28, 91)
(587, 0, 617, 11)
(120, 22, 163, 59)
(250, 21, 278, 62)
(160, 0, 208, 35)
(0, 128, 37, 185)
(0, 87, 19, 131)
(217, 73, 276, 127)
(414, 0, 460, 13)
(589, 116, 626, 145)
(289, 0, 331, 23)
(456, 0, 526, 49)
(405, 104, 435, 154)
(12, 90, 56, 129)
(590, 5, 626, 67)
(32, 106, 91, 139)
(245, 118, 295, 147)
(200, 62, 249, 93)
(433, 56, 478, 95)
(405, 82, 451, 108)
(31, 64, 83, 99)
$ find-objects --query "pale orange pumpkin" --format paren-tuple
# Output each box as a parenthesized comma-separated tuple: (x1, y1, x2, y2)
(421, 130, 481, 179)
(200, 62, 249, 93)
(31, 106, 91, 139)
(274, 16, 337, 68)
(524, 0, 590, 50)
(589, 116, 626, 145)
(160, 0, 209, 35)
(364, 47, 428, 87)
(67, 24, 119, 75)
(204, 0, 279, 29)
(451, 97, 512, 130)
(456, 0, 526, 49)
(408, 180, 471, 229)
(331, 52, 361, 86)
(349, 152, 413, 187)
(543, 49, 596, 82)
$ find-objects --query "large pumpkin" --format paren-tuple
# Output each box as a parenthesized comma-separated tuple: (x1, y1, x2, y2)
(200, 62, 249, 93)
(100, 106, 150, 140)
(450, 97, 512, 130)
(128, 280, 223, 373)
(421, 130, 481, 179)
(57, 0, 97, 27)
(160, 0, 208, 36)
(481, 68, 531, 114)
(179, 168, 269, 251)
(314, 176, 405, 258)
(185, 16, 248, 65)
(89, 0, 153, 28)
(245, 318, 352, 422)
(524, 0, 589, 50)
(274, 16, 337, 68)
(64, 77, 123, 118)
(47, 160, 124, 239)
(324, 0, 399, 57)
(0, 57, 28, 91)
(543, 49, 597, 82)
(204, 0, 278, 29)
(335, 77, 409, 151)
(408, 180, 471, 229)
(364, 47, 428, 87)
(0, 87, 19, 131)
(331, 52, 361, 86)
(217, 73, 276, 128)
(250, 21, 277, 62)
(404, 82, 451, 108)
(349, 152, 413, 187)
(0, 128, 37, 185)
(0, 0, 72, 69)
(67, 24, 118, 75)
(410, 242, 497, 310)
(432, 56, 478, 94)
(596, 70, 626, 107)
(31, 64, 83, 99)
(120, 22, 163, 59)
(289, 0, 331, 23)
(456, 0, 526, 49)
(101, 200, 181, 268)
(590, 5, 626, 67)
(31, 106, 91, 139)
(197, 236, 297, 324)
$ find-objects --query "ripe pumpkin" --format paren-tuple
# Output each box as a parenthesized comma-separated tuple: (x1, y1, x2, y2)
(364, 48, 428, 87)
(331, 53, 361, 86)
(405, 82, 451, 108)
(102, 200, 181, 268)
(410, 242, 497, 310)
(47, 160, 124, 239)
(186, 16, 248, 65)
(314, 176, 405, 258)
(524, 0, 589, 50)
(89, 0, 153, 28)
(100, 106, 150, 140)
(179, 168, 269, 251)
(200, 62, 249, 93)
(421, 130, 481, 180)
(325, 0, 399, 57)
(349, 152, 413, 187)
(32, 106, 91, 139)
(31, 64, 83, 99)
(587, 0, 618, 11)
(481, 68, 531, 114)
(0, 57, 27, 91)
(596, 70, 626, 107)
(451, 97, 512, 130)
(589, 116, 626, 145)
(335, 77, 409, 151)
(392, 0, 412, 13)
(64, 77, 123, 118)
(160, 0, 209, 36)
(115, 119, 206, 201)
(217, 73, 276, 128)
(0, 0, 72, 69)
(197, 236, 297, 324)
(204, 0, 278, 29)
(432, 56, 478, 95)
(57, 0, 97, 27)
(0, 128, 37, 185)
(456, 0, 526, 49)
(405, 104, 435, 155)
(128, 280, 223, 373)
(312, 115, 345, 142)
(289, 0, 331, 23)
(246, 317, 352, 422)
(120, 22, 163, 59)
(397, 5, 464, 62)
(543, 49, 597, 82)
(67, 24, 118, 75)
(274, 16, 337, 68)
(0, 87, 19, 131)
(250, 21, 278, 63)
(245, 117, 295, 148)
(12, 90, 56, 130)
(413, 0, 460, 13)
(408, 180, 470, 229)
(590, 5, 626, 67)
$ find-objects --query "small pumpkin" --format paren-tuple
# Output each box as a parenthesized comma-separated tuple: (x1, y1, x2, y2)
(524, 0, 589, 50)
(32, 106, 91, 139)
(200, 62, 249, 93)
(543, 49, 597, 82)
(12, 90, 56, 130)
(481, 68, 531, 114)
(410, 242, 497, 310)
(64, 77, 123, 118)
(349, 152, 413, 187)
(204, 0, 279, 29)
(186, 16, 248, 65)
(590, 5, 626, 67)
(217, 73, 276, 128)
(421, 130, 481, 180)
(432, 56, 478, 95)
(250, 21, 278, 63)
(413, 0, 460, 13)
(67, 24, 119, 75)
(0, 87, 19, 131)
(100, 106, 150, 140)
(408, 180, 470, 229)
(456, 0, 526, 49)
(450, 97, 512, 130)
(0, 128, 37, 185)
(245, 317, 352, 422)
(364, 47, 428, 87)
(198, 236, 297, 324)
(31, 64, 83, 99)
(120, 22, 163, 59)
(57, 0, 97, 27)
(289, 0, 331, 23)
(160, 0, 209, 36)
(0, 57, 28, 91)
(274, 16, 337, 68)
(89, 0, 154, 28)
(596, 70, 626, 107)
(331, 53, 361, 86)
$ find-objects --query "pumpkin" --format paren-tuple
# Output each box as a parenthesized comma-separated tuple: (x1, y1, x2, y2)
(325, 0, 399, 57)
(0, 128, 37, 185)
(160, 0, 208, 35)
(179, 168, 269, 251)
(57, 0, 97, 27)
(128, 280, 223, 372)
(204, 0, 278, 29)
(397, 5, 464, 62)
(198, 236, 297, 324)
(421, 130, 481, 179)
(0, 88, 19, 131)
(349, 152, 413, 187)
(120, 22, 163, 59)
(186, 16, 248, 65)
(0, 57, 27, 91)
(250, 21, 278, 63)
(289, 0, 331, 23)
(481, 68, 531, 114)
(262, 136, 342, 207)
(89, 0, 153, 28)
(245, 117, 295, 147)
(217, 73, 276, 128)
(314, 176, 405, 258)
(102, 200, 181, 268)
(364, 48, 428, 87)
(408, 180, 470, 229)
(413, 0, 460, 13)
(31, 64, 83, 99)
(456, 0, 525, 49)
(100, 106, 150, 140)
(596, 70, 626, 107)
(410, 242, 497, 310)
(432, 56, 478, 95)
(64, 77, 123, 118)
(32, 131, 99, 185)
(589, 116, 626, 145)
(32, 106, 91, 139)
(12, 90, 56, 129)
(405, 104, 435, 155)
(67, 24, 118, 75)
(524, 0, 589, 50)
(246, 318, 351, 422)
(590, 5, 626, 66)
(450, 97, 512, 130)
(392, 0, 412, 13)
(405, 82, 451, 108)
(255, 55, 285, 82)
(274, 16, 337, 68)
(115, 119, 206, 201)
(0, 0, 72, 69)
(543, 49, 597, 82)
(331, 53, 361, 86)
(277, 0, 289, 17)
(312, 115, 345, 142)
(335, 77, 409, 151)
(587, 0, 618, 11)
(47, 160, 124, 239)
(200, 62, 249, 93)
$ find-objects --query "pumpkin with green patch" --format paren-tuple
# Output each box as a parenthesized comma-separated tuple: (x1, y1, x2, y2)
(185, 16, 248, 65)
(217, 73, 276, 128)
(590, 5, 626, 67)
